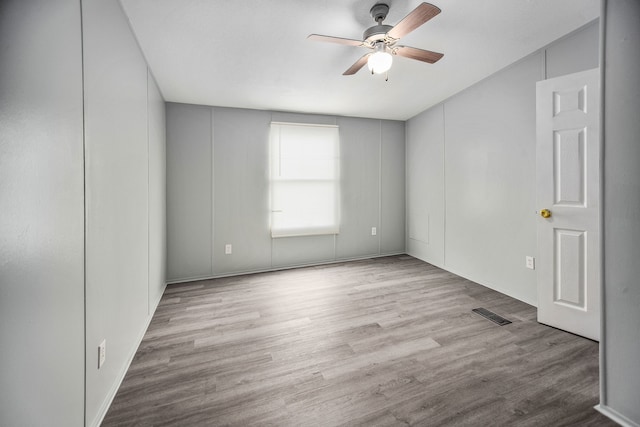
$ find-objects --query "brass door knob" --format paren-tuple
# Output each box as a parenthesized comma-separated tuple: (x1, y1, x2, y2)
(540, 209, 551, 218)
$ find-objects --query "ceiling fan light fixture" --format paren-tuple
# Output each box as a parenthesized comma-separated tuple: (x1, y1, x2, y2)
(367, 43, 393, 74)
(308, 2, 443, 76)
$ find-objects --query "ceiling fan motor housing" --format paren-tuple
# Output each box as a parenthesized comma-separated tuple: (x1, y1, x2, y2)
(363, 24, 393, 42)
(365, 4, 391, 42)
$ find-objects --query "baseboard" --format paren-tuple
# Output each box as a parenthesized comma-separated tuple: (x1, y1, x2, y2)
(166, 252, 406, 285)
(150, 281, 168, 315)
(406, 250, 537, 307)
(596, 404, 640, 427)
(89, 280, 168, 427)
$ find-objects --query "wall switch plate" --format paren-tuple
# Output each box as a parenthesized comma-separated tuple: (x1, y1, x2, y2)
(526, 256, 535, 270)
(225, 244, 232, 255)
(98, 339, 106, 369)
(371, 227, 377, 236)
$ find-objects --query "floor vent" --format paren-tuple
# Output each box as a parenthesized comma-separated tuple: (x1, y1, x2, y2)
(472, 308, 512, 326)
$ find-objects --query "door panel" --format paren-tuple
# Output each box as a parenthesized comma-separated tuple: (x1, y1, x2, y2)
(554, 228, 585, 308)
(536, 68, 600, 341)
(554, 128, 586, 205)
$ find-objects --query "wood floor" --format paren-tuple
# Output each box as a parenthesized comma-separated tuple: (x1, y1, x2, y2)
(102, 255, 615, 426)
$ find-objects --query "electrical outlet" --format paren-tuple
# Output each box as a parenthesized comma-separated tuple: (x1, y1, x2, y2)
(98, 339, 106, 369)
(225, 244, 232, 255)
(371, 227, 377, 236)
(526, 256, 535, 270)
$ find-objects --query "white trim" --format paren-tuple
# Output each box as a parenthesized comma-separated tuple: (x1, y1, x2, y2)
(407, 247, 537, 307)
(377, 120, 382, 255)
(597, 0, 608, 408)
(271, 230, 339, 239)
(441, 103, 447, 266)
(210, 107, 215, 276)
(270, 121, 339, 128)
(596, 405, 640, 427)
(89, 284, 165, 427)
(166, 253, 406, 285)
(269, 122, 340, 238)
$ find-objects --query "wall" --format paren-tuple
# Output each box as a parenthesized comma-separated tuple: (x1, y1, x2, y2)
(599, 2, 640, 426)
(0, 1, 85, 425)
(406, 105, 445, 266)
(148, 71, 167, 312)
(1, 0, 167, 425)
(82, 1, 167, 425)
(406, 21, 599, 305)
(167, 106, 405, 282)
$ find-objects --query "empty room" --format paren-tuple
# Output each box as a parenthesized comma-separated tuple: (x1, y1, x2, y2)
(1, 0, 639, 426)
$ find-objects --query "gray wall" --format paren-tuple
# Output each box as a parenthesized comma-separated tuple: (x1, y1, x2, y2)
(83, 1, 167, 425)
(0, 0, 167, 425)
(0, 1, 85, 425)
(406, 21, 599, 305)
(167, 106, 405, 282)
(149, 71, 168, 312)
(600, 1, 640, 425)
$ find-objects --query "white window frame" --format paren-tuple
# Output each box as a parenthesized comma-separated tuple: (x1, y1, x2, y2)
(269, 122, 340, 238)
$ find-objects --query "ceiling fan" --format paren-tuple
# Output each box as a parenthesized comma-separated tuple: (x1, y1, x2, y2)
(308, 2, 443, 78)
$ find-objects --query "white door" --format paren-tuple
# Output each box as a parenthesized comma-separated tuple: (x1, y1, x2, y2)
(536, 68, 600, 341)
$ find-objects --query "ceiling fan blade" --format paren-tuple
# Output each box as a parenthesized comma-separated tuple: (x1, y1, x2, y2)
(307, 34, 365, 47)
(343, 54, 371, 75)
(394, 45, 443, 63)
(387, 2, 441, 40)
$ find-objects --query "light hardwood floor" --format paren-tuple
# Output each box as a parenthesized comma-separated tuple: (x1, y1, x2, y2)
(102, 255, 615, 426)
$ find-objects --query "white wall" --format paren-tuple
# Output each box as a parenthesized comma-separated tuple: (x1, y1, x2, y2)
(599, 1, 640, 426)
(406, 21, 599, 305)
(0, 1, 85, 425)
(166, 106, 406, 282)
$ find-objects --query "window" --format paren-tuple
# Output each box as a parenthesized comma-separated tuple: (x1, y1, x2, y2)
(270, 122, 340, 238)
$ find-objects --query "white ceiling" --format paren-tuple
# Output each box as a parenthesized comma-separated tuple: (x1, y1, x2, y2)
(120, 0, 599, 121)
